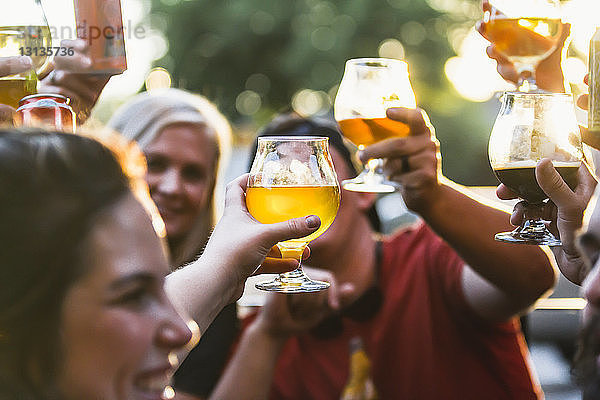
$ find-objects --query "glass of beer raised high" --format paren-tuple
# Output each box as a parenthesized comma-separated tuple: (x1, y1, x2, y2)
(480, 0, 562, 92)
(247, 137, 340, 292)
(0, 0, 53, 108)
(489, 92, 583, 246)
(334, 58, 416, 193)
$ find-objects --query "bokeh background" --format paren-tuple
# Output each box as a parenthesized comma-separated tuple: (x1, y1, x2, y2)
(41, 0, 598, 186)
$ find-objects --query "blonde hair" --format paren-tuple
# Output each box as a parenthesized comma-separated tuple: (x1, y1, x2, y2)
(106, 89, 232, 268)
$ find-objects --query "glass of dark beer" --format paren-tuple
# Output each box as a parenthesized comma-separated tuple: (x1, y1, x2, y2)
(489, 92, 583, 246)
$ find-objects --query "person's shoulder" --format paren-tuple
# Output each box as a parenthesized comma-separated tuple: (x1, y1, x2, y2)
(383, 220, 438, 247)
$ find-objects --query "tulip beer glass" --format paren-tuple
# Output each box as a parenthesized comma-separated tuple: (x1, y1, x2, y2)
(247, 137, 340, 292)
(481, 0, 562, 92)
(334, 58, 416, 193)
(0, 0, 52, 108)
(489, 92, 583, 245)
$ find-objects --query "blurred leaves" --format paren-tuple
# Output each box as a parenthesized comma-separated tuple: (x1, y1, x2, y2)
(150, 0, 500, 185)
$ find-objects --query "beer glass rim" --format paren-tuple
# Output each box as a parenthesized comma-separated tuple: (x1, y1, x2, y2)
(345, 58, 408, 70)
(257, 136, 329, 142)
(501, 91, 574, 101)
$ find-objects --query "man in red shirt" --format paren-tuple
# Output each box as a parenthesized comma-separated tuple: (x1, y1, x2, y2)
(212, 109, 554, 400)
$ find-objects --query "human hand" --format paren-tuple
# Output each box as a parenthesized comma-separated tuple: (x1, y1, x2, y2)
(39, 39, 111, 124)
(253, 267, 355, 339)
(575, 74, 600, 150)
(476, 0, 571, 93)
(497, 159, 597, 284)
(204, 174, 322, 300)
(358, 107, 440, 214)
(0, 56, 34, 123)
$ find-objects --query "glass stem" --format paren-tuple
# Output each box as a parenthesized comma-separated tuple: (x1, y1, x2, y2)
(516, 203, 547, 238)
(276, 245, 308, 284)
(516, 67, 537, 92)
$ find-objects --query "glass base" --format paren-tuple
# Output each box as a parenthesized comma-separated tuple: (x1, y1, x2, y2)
(495, 229, 562, 246)
(342, 159, 398, 193)
(255, 266, 330, 293)
(255, 276, 330, 293)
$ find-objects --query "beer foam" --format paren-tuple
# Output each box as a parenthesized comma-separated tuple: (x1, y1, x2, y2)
(493, 160, 581, 169)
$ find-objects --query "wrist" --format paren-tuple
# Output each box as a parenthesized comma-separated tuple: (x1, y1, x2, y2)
(251, 314, 291, 344)
(406, 179, 445, 217)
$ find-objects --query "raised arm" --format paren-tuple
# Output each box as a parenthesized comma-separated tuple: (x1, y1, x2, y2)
(165, 174, 321, 333)
(360, 107, 556, 322)
(39, 39, 111, 124)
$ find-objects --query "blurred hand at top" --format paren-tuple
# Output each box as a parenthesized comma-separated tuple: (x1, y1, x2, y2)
(476, 0, 571, 93)
(358, 107, 441, 215)
(39, 39, 111, 124)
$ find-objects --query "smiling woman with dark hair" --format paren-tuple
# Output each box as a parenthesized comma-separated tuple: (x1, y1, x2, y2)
(0, 129, 321, 400)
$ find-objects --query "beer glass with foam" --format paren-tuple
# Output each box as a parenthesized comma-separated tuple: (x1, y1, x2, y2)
(247, 136, 340, 292)
(489, 92, 583, 245)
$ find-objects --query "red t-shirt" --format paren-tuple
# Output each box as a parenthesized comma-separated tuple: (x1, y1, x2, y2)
(258, 222, 542, 400)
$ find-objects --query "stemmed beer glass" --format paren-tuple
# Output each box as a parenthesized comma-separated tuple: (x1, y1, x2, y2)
(480, 0, 563, 92)
(489, 92, 583, 246)
(334, 58, 416, 193)
(0, 0, 53, 107)
(247, 137, 340, 292)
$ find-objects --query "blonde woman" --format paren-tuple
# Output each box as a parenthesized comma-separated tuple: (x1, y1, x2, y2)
(107, 89, 235, 399)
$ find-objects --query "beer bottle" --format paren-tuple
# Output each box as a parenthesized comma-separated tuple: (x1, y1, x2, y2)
(73, 0, 127, 75)
(340, 337, 378, 400)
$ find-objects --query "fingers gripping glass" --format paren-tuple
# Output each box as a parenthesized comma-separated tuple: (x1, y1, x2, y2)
(247, 137, 340, 293)
(489, 92, 583, 246)
(482, 0, 562, 92)
(334, 58, 417, 193)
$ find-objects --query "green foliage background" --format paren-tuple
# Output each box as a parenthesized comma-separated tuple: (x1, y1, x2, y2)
(150, 0, 499, 185)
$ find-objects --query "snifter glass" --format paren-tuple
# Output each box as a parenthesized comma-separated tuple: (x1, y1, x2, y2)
(334, 58, 417, 193)
(489, 92, 583, 246)
(247, 137, 340, 292)
(480, 0, 562, 92)
(0, 0, 52, 108)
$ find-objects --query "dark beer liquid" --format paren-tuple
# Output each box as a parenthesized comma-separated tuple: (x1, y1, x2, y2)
(494, 164, 580, 204)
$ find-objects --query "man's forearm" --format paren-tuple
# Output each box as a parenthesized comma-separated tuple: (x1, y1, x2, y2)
(418, 179, 555, 303)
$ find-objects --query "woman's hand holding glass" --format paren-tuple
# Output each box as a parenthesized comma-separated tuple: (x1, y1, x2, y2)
(246, 136, 340, 293)
(204, 174, 324, 300)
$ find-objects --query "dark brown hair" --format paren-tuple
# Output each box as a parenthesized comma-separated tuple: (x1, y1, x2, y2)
(0, 129, 130, 399)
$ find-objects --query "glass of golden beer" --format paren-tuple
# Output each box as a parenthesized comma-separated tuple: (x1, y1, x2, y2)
(0, 0, 53, 108)
(489, 92, 583, 245)
(334, 58, 416, 193)
(247, 136, 340, 292)
(480, 0, 562, 92)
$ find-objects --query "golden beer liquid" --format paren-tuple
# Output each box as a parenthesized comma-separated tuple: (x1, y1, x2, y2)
(0, 77, 36, 108)
(0, 26, 52, 73)
(246, 185, 340, 256)
(338, 117, 410, 148)
(483, 18, 562, 65)
(0, 26, 52, 108)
